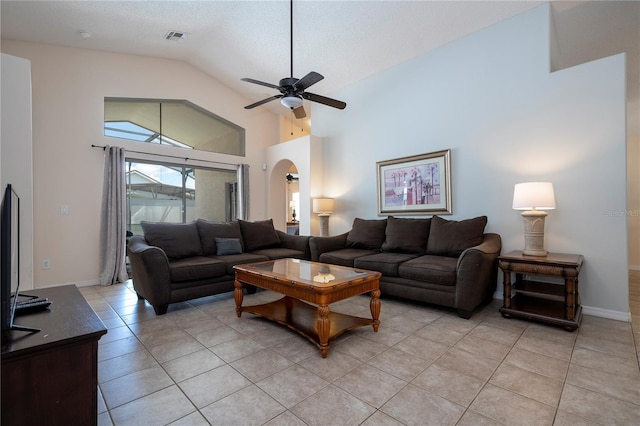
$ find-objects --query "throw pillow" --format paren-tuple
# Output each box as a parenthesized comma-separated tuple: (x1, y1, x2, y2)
(426, 215, 487, 257)
(381, 216, 431, 254)
(238, 219, 281, 251)
(197, 219, 243, 255)
(140, 221, 202, 259)
(346, 218, 387, 250)
(215, 238, 243, 255)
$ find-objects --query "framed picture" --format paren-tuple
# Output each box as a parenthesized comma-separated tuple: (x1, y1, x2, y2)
(376, 149, 452, 215)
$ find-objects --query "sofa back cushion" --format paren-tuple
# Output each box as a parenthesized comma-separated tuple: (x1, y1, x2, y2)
(197, 220, 243, 255)
(141, 221, 202, 259)
(346, 218, 387, 250)
(381, 216, 431, 254)
(239, 219, 281, 252)
(426, 215, 487, 257)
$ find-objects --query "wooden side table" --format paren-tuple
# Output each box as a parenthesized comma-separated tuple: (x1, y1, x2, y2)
(499, 250, 584, 331)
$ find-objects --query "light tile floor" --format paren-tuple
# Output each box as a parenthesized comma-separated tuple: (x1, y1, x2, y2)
(82, 280, 640, 426)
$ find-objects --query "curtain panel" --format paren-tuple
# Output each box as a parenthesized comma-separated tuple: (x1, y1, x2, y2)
(237, 163, 250, 220)
(99, 146, 129, 285)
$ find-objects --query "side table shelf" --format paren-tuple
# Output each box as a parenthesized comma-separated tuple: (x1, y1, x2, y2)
(499, 251, 584, 331)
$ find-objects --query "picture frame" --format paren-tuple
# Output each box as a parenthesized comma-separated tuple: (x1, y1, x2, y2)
(376, 149, 452, 215)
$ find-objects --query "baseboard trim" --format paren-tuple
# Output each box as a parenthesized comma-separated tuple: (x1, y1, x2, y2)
(73, 279, 101, 287)
(580, 305, 630, 322)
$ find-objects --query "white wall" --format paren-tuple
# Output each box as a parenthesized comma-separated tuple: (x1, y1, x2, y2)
(1, 41, 278, 289)
(1, 53, 34, 290)
(267, 135, 324, 236)
(313, 5, 629, 319)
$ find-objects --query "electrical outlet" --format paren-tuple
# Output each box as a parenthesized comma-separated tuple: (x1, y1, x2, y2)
(41, 259, 51, 269)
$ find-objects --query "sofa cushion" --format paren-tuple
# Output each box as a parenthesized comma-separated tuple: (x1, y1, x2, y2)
(251, 247, 306, 260)
(168, 256, 227, 282)
(215, 238, 243, 255)
(346, 218, 387, 250)
(239, 219, 281, 252)
(354, 252, 419, 277)
(209, 253, 270, 275)
(426, 215, 487, 257)
(319, 248, 378, 267)
(141, 221, 202, 259)
(398, 255, 458, 286)
(197, 220, 243, 255)
(381, 216, 431, 254)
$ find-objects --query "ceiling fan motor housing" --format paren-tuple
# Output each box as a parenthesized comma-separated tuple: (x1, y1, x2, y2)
(279, 77, 298, 91)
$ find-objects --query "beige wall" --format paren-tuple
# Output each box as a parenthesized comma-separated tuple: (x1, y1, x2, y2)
(1, 40, 278, 288)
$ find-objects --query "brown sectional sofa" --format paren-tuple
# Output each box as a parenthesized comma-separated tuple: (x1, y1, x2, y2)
(309, 216, 502, 318)
(128, 218, 310, 314)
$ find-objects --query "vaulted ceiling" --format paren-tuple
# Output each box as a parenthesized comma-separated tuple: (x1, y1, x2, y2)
(1, 1, 638, 117)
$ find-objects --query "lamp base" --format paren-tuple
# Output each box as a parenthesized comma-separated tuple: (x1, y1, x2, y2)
(521, 210, 548, 257)
(318, 214, 330, 237)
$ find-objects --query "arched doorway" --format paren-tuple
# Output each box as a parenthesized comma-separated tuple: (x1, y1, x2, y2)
(285, 166, 300, 235)
(269, 159, 299, 233)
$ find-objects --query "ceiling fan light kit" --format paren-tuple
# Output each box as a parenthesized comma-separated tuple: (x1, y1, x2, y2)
(281, 95, 303, 109)
(242, 0, 346, 118)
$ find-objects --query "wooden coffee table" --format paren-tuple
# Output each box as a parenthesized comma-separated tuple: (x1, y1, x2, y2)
(234, 258, 381, 358)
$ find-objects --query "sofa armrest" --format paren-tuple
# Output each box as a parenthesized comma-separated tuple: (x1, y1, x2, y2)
(127, 235, 172, 310)
(309, 232, 349, 261)
(455, 233, 502, 317)
(276, 230, 311, 259)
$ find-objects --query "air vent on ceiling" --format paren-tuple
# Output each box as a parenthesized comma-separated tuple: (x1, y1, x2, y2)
(164, 31, 188, 41)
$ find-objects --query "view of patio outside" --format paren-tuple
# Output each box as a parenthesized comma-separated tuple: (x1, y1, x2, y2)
(126, 160, 237, 235)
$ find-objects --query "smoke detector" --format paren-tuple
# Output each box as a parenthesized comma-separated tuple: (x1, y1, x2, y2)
(164, 31, 189, 41)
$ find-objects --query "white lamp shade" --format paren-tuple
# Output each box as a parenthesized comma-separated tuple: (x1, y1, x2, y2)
(313, 198, 335, 214)
(512, 182, 556, 210)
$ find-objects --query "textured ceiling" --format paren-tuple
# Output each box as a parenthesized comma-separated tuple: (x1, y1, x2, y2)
(1, 1, 638, 116)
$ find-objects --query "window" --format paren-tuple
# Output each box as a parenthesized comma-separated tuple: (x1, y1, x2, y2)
(126, 160, 237, 235)
(105, 98, 245, 156)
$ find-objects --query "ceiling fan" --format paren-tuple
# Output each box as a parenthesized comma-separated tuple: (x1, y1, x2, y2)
(241, 0, 346, 119)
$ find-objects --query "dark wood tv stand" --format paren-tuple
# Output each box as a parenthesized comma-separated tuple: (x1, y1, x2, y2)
(1, 285, 107, 425)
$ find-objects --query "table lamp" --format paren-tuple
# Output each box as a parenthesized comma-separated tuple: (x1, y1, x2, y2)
(289, 201, 297, 223)
(512, 182, 556, 257)
(313, 198, 334, 237)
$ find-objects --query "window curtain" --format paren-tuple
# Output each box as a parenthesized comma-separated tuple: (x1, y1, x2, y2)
(237, 164, 250, 220)
(99, 146, 129, 286)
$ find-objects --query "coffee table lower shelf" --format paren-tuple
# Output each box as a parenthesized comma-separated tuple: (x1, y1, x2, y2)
(240, 296, 375, 357)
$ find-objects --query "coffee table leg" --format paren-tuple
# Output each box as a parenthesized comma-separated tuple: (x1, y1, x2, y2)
(317, 304, 331, 358)
(234, 280, 244, 318)
(370, 289, 381, 332)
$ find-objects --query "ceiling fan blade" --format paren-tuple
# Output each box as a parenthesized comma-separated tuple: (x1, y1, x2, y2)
(302, 92, 346, 110)
(241, 78, 280, 90)
(293, 106, 306, 119)
(293, 72, 324, 91)
(244, 95, 283, 109)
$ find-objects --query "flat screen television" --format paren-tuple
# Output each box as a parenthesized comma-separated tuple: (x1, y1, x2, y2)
(1, 184, 38, 336)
